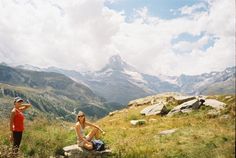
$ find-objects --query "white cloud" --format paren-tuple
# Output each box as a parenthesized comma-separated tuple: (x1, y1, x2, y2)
(111, 0, 235, 75)
(0, 0, 235, 76)
(179, 2, 207, 15)
(0, 0, 124, 70)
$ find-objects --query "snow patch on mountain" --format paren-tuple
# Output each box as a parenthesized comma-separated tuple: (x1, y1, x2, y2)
(158, 74, 179, 85)
(123, 69, 147, 84)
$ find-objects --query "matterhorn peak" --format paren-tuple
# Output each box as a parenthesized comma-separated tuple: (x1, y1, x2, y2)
(104, 55, 135, 72)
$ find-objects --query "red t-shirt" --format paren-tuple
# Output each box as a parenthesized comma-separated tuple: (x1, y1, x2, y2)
(13, 109, 24, 132)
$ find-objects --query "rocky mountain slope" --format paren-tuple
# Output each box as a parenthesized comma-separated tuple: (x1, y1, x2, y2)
(28, 55, 235, 105)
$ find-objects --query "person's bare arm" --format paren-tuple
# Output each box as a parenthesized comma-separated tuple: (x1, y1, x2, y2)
(9, 109, 15, 141)
(19, 103, 31, 111)
(85, 121, 105, 134)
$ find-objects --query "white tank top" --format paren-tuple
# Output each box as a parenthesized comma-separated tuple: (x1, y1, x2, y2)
(76, 122, 85, 141)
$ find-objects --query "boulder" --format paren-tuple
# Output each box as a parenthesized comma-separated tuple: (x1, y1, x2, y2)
(130, 119, 146, 126)
(167, 99, 200, 116)
(204, 99, 226, 110)
(128, 97, 153, 107)
(63, 144, 112, 158)
(173, 96, 196, 104)
(140, 102, 167, 116)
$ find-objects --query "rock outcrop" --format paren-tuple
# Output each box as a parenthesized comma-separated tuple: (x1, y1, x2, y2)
(204, 99, 226, 110)
(173, 96, 196, 104)
(167, 99, 201, 116)
(140, 102, 168, 116)
(63, 144, 112, 158)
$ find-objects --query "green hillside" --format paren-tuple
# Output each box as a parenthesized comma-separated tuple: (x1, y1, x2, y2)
(0, 94, 235, 157)
(0, 65, 123, 121)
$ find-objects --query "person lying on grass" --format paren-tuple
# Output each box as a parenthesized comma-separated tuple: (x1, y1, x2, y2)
(75, 111, 105, 150)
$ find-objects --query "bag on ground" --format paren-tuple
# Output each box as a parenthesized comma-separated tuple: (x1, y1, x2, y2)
(91, 139, 105, 151)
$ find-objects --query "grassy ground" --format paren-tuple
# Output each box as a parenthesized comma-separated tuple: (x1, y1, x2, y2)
(0, 117, 76, 157)
(97, 95, 235, 158)
(0, 95, 235, 157)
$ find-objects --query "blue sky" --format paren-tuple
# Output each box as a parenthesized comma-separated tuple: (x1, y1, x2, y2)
(105, 0, 215, 52)
(105, 0, 205, 19)
(0, 0, 235, 75)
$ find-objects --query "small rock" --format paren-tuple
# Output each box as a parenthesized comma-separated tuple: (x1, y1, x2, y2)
(149, 118, 157, 122)
(207, 109, 221, 118)
(219, 114, 230, 120)
(130, 119, 146, 126)
(109, 110, 118, 116)
(225, 96, 232, 99)
(159, 129, 178, 135)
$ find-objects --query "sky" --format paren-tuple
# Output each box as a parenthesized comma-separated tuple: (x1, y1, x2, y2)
(0, 0, 235, 76)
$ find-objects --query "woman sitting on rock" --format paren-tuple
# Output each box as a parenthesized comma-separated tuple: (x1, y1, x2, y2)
(75, 111, 105, 150)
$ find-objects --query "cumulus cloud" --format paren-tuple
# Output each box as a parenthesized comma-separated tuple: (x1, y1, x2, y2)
(179, 2, 208, 15)
(0, 0, 235, 76)
(111, 0, 235, 75)
(0, 0, 124, 70)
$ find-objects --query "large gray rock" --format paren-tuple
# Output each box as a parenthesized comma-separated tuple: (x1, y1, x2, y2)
(167, 99, 200, 116)
(63, 144, 112, 158)
(128, 96, 155, 107)
(173, 96, 196, 104)
(140, 102, 167, 116)
(204, 99, 226, 110)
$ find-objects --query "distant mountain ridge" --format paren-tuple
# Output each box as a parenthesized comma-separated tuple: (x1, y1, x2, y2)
(5, 55, 235, 105)
(0, 65, 123, 120)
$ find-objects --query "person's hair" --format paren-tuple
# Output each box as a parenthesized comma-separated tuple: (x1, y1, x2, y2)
(76, 111, 85, 127)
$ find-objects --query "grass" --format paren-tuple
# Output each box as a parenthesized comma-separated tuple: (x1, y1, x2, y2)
(0, 116, 76, 157)
(97, 94, 235, 158)
(0, 94, 235, 157)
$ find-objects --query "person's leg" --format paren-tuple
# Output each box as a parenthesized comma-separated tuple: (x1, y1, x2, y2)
(83, 141, 93, 150)
(86, 128, 99, 141)
(12, 131, 22, 155)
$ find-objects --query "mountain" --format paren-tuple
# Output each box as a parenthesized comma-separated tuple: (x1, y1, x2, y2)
(16, 64, 42, 71)
(13, 56, 236, 105)
(177, 67, 235, 95)
(0, 65, 122, 120)
(40, 55, 181, 104)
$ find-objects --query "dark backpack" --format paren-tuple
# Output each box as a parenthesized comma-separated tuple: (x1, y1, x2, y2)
(92, 139, 105, 151)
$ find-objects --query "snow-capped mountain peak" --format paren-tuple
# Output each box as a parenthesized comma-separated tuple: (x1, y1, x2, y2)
(100, 55, 136, 72)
